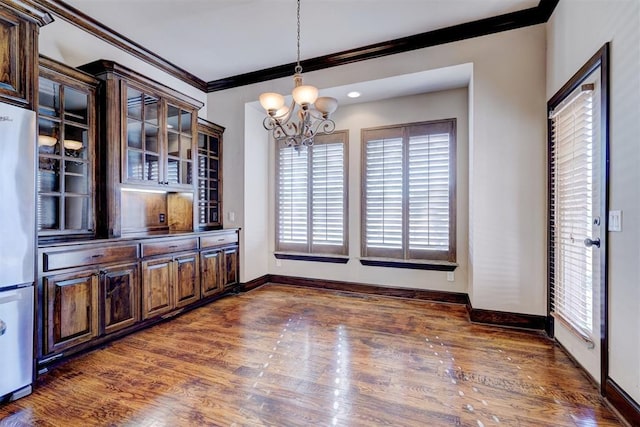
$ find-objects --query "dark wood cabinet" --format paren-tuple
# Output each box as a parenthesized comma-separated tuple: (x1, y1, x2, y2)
(101, 263, 139, 335)
(200, 249, 222, 297)
(44, 270, 99, 354)
(37, 56, 99, 240)
(77, 60, 204, 237)
(0, 2, 51, 109)
(175, 253, 200, 308)
(223, 246, 239, 288)
(196, 119, 224, 229)
(141, 257, 173, 319)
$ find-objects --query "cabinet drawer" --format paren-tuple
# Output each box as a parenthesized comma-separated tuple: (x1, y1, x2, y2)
(200, 233, 238, 249)
(43, 244, 139, 272)
(141, 237, 198, 258)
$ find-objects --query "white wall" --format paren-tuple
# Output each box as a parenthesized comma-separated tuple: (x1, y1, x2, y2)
(266, 89, 469, 292)
(209, 24, 548, 316)
(547, 0, 640, 405)
(39, 17, 207, 115)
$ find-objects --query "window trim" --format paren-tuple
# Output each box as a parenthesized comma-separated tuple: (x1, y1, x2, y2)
(360, 119, 457, 263)
(275, 130, 349, 256)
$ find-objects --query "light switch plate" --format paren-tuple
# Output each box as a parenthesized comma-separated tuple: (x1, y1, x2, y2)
(608, 210, 622, 232)
(228, 211, 235, 222)
(447, 272, 455, 282)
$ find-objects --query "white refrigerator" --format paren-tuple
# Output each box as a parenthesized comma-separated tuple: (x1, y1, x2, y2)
(0, 102, 36, 401)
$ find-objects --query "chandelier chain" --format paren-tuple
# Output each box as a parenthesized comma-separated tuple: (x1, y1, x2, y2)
(295, 0, 302, 74)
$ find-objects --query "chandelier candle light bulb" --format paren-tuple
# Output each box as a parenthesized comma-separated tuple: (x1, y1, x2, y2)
(259, 0, 337, 149)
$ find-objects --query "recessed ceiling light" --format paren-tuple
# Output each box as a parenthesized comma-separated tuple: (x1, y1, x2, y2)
(347, 91, 361, 99)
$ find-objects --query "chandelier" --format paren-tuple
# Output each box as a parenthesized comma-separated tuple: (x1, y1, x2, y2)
(259, 0, 338, 149)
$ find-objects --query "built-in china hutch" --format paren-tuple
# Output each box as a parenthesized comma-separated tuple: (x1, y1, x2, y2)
(33, 56, 237, 371)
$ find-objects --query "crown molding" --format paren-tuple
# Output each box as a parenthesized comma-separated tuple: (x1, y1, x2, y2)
(207, 0, 559, 92)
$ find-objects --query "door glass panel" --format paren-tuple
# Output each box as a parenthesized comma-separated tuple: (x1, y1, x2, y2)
(181, 110, 192, 133)
(65, 197, 89, 230)
(181, 161, 192, 184)
(127, 151, 143, 180)
(209, 159, 219, 179)
(167, 158, 179, 184)
(210, 136, 219, 157)
(38, 195, 60, 230)
(144, 95, 159, 125)
(144, 155, 160, 181)
(127, 87, 143, 120)
(145, 124, 159, 153)
(167, 132, 179, 157)
(38, 158, 60, 192)
(38, 119, 60, 155)
(39, 78, 61, 118)
(65, 162, 88, 194)
(64, 87, 88, 125)
(181, 136, 192, 159)
(127, 119, 143, 149)
(208, 203, 218, 223)
(63, 124, 88, 160)
(167, 105, 179, 130)
(198, 133, 206, 151)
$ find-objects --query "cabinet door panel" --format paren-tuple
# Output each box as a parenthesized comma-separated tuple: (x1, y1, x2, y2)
(102, 263, 139, 334)
(45, 271, 99, 354)
(175, 252, 200, 308)
(142, 258, 172, 319)
(223, 247, 238, 288)
(200, 249, 221, 298)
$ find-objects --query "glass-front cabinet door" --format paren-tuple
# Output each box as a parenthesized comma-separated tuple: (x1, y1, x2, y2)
(37, 63, 97, 239)
(166, 104, 193, 186)
(124, 84, 160, 184)
(196, 119, 223, 229)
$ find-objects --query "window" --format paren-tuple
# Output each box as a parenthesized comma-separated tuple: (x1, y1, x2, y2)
(361, 120, 456, 263)
(276, 131, 348, 256)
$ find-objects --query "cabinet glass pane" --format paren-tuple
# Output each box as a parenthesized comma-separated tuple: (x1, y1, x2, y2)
(167, 132, 179, 157)
(65, 196, 89, 230)
(181, 136, 192, 159)
(167, 158, 179, 184)
(145, 95, 159, 126)
(145, 124, 159, 153)
(38, 118, 60, 155)
(127, 87, 143, 120)
(144, 155, 160, 181)
(64, 124, 88, 160)
(208, 203, 218, 223)
(208, 159, 219, 179)
(181, 110, 192, 133)
(209, 135, 219, 157)
(127, 151, 143, 180)
(198, 133, 206, 151)
(38, 195, 60, 230)
(167, 105, 179, 130)
(38, 159, 60, 192)
(127, 119, 143, 149)
(64, 87, 88, 125)
(65, 162, 88, 194)
(181, 161, 192, 184)
(39, 78, 60, 118)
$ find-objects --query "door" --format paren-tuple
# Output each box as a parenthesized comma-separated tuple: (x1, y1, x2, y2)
(549, 61, 606, 383)
(141, 257, 173, 319)
(44, 271, 99, 354)
(201, 249, 222, 297)
(174, 252, 200, 308)
(223, 247, 238, 288)
(102, 263, 139, 335)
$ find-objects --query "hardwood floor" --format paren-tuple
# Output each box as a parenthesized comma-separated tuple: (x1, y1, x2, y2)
(0, 284, 623, 426)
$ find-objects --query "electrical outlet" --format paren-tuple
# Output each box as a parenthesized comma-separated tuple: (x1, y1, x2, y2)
(276, 259, 282, 267)
(447, 272, 455, 282)
(159, 213, 166, 223)
(228, 211, 235, 222)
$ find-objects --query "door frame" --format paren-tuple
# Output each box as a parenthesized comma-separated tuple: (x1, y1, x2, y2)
(546, 43, 609, 393)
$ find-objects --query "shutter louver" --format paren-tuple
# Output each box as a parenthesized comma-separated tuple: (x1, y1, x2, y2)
(408, 132, 450, 257)
(278, 146, 308, 249)
(550, 88, 595, 337)
(312, 142, 345, 249)
(364, 137, 404, 257)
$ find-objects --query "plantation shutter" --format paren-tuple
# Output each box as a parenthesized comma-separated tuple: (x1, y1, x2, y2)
(550, 84, 596, 337)
(362, 120, 455, 261)
(363, 129, 404, 258)
(276, 131, 348, 255)
(311, 138, 347, 254)
(277, 145, 309, 252)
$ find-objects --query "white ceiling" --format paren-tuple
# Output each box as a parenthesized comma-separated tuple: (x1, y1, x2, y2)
(61, 0, 539, 83)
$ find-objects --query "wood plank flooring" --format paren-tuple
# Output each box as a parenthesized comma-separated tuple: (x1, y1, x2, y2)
(0, 284, 623, 426)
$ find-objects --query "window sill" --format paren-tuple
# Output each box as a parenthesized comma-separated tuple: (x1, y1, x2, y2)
(360, 258, 457, 271)
(274, 253, 349, 264)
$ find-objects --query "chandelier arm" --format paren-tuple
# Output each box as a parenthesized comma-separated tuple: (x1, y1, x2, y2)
(310, 118, 336, 136)
(274, 99, 296, 124)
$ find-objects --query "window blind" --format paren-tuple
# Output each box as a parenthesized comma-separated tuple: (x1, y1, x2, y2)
(276, 131, 348, 255)
(550, 86, 595, 337)
(362, 120, 455, 262)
